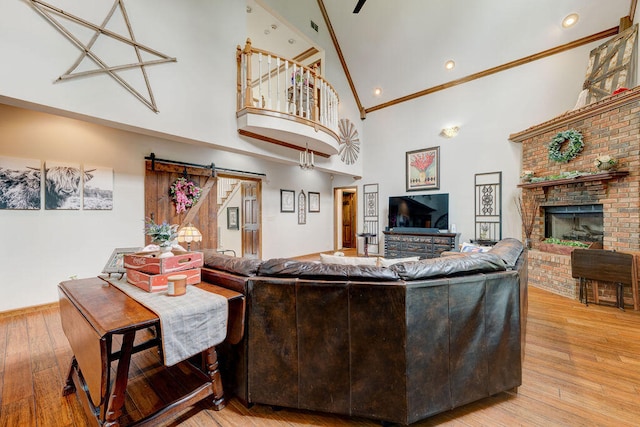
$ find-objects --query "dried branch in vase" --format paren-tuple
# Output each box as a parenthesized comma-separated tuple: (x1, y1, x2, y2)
(515, 194, 539, 241)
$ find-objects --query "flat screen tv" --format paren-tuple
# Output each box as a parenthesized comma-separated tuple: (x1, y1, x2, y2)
(388, 194, 449, 231)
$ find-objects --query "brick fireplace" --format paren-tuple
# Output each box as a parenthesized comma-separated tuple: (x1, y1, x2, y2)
(510, 87, 640, 306)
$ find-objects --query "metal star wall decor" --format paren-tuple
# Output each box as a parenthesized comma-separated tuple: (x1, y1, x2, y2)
(28, 0, 177, 112)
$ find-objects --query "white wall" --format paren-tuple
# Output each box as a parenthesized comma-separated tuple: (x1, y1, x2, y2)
(0, 103, 335, 311)
(0, 0, 364, 178)
(361, 43, 602, 245)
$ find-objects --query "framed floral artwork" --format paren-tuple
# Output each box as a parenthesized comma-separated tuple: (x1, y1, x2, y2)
(281, 189, 295, 212)
(227, 206, 239, 230)
(406, 146, 440, 191)
(308, 191, 320, 212)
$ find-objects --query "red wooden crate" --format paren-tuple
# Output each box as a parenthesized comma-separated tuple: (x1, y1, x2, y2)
(125, 268, 201, 293)
(123, 251, 203, 275)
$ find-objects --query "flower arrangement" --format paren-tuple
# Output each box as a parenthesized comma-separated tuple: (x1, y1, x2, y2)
(170, 177, 201, 214)
(145, 218, 178, 247)
(520, 170, 535, 182)
(548, 129, 584, 163)
(594, 155, 617, 170)
(291, 69, 309, 86)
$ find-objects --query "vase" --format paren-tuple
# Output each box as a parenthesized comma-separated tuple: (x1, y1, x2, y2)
(419, 171, 427, 183)
(158, 245, 173, 258)
(597, 162, 614, 171)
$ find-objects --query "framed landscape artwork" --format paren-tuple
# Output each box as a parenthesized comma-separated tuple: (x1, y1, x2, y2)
(406, 146, 440, 191)
(83, 165, 114, 210)
(44, 161, 82, 210)
(0, 156, 41, 209)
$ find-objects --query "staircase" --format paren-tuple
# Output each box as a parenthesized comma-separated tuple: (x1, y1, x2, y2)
(217, 177, 241, 212)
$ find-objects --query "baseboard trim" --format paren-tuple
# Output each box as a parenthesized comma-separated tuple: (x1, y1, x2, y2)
(0, 301, 60, 319)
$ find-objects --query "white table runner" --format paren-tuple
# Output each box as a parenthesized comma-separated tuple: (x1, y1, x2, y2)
(104, 277, 228, 366)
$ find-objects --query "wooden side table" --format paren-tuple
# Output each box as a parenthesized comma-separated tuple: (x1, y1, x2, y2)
(58, 277, 245, 426)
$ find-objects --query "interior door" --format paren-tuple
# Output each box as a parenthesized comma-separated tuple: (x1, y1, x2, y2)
(242, 180, 261, 259)
(342, 192, 355, 248)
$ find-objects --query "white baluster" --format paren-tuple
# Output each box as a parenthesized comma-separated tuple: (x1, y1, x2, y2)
(267, 55, 272, 110)
(276, 57, 280, 112)
(258, 52, 262, 108)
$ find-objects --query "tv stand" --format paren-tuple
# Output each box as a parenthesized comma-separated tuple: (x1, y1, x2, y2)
(383, 230, 460, 259)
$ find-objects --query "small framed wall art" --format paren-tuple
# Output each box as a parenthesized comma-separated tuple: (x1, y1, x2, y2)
(308, 191, 320, 212)
(227, 206, 239, 230)
(102, 247, 141, 275)
(281, 189, 295, 212)
(406, 146, 440, 191)
(298, 190, 306, 224)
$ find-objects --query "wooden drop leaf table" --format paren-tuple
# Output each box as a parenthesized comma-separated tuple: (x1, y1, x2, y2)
(58, 277, 245, 427)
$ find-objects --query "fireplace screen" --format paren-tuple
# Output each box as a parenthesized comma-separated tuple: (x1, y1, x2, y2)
(544, 205, 603, 243)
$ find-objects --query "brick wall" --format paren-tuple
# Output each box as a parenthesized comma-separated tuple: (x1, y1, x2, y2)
(510, 87, 640, 306)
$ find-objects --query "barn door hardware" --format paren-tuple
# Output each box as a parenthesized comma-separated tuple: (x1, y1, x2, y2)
(145, 153, 266, 179)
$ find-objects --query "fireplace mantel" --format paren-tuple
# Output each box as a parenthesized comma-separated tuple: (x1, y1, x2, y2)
(517, 170, 629, 193)
(509, 86, 640, 142)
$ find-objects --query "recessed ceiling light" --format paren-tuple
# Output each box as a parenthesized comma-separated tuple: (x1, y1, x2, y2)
(264, 29, 270, 35)
(562, 13, 579, 28)
(373, 87, 382, 96)
(246, 6, 252, 13)
(271, 24, 278, 30)
(288, 38, 295, 44)
(444, 60, 455, 70)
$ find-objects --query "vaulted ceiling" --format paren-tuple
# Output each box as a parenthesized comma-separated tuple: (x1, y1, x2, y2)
(251, 0, 635, 117)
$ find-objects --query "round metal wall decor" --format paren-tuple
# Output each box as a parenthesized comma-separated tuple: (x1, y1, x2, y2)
(338, 119, 360, 165)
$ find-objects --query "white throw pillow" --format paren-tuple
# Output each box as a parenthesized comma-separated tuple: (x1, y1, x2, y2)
(460, 242, 492, 253)
(379, 256, 420, 267)
(320, 253, 378, 266)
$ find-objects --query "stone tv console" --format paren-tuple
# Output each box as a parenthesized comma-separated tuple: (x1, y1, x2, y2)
(384, 228, 460, 259)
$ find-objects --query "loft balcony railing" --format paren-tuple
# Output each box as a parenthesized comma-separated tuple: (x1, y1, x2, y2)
(236, 40, 340, 141)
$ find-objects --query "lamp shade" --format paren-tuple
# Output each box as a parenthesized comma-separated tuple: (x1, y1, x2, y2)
(177, 224, 202, 244)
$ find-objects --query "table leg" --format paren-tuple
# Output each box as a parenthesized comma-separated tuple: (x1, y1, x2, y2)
(204, 347, 226, 410)
(104, 331, 136, 427)
(617, 282, 625, 311)
(62, 357, 77, 396)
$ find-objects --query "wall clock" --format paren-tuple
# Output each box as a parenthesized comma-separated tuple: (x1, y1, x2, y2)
(338, 119, 360, 165)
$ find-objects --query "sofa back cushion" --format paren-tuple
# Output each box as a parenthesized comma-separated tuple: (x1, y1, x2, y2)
(202, 250, 262, 277)
(488, 238, 524, 269)
(390, 252, 506, 280)
(259, 258, 400, 281)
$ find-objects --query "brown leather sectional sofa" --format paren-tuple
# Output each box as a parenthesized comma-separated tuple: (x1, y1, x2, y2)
(201, 238, 527, 425)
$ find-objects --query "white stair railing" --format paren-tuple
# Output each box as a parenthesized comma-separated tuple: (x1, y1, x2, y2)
(236, 39, 339, 132)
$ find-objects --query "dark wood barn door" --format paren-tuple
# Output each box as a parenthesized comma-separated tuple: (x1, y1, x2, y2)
(144, 160, 217, 250)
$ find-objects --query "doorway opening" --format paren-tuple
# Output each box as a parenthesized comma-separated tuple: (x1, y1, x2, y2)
(217, 175, 262, 259)
(334, 187, 357, 252)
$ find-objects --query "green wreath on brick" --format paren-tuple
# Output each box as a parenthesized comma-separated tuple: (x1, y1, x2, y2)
(548, 129, 584, 163)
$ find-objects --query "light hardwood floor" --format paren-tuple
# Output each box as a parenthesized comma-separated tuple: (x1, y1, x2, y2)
(1, 283, 639, 426)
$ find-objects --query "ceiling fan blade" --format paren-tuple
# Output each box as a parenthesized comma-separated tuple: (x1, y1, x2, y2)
(353, 0, 367, 13)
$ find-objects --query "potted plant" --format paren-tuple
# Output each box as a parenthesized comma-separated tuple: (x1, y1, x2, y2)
(145, 218, 178, 257)
(594, 155, 617, 171)
(538, 237, 602, 255)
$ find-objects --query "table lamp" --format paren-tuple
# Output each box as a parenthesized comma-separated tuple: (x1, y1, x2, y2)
(177, 223, 202, 251)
